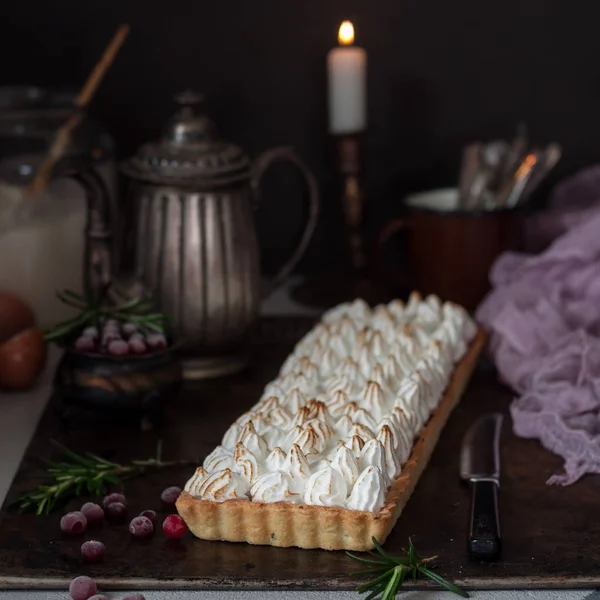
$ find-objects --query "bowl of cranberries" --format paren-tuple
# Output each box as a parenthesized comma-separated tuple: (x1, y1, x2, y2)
(48, 290, 182, 417)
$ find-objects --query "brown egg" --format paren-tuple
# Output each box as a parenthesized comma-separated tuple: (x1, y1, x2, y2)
(0, 291, 35, 344)
(0, 327, 47, 390)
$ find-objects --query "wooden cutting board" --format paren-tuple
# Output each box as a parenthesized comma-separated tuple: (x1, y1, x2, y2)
(0, 317, 598, 592)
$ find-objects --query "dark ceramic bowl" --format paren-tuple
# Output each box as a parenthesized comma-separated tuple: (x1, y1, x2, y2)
(54, 344, 182, 418)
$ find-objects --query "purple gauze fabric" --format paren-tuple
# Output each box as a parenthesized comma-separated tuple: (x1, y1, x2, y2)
(476, 166, 600, 485)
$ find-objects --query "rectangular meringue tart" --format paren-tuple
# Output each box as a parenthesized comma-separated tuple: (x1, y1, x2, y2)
(176, 293, 485, 551)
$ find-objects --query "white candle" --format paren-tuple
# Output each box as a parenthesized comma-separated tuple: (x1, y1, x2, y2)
(327, 21, 367, 135)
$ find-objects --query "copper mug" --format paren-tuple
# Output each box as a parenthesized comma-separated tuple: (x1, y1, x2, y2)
(376, 188, 521, 311)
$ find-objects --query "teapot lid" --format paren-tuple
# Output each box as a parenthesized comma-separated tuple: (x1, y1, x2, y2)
(121, 91, 250, 186)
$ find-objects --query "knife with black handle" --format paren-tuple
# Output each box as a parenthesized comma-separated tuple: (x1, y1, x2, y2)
(460, 413, 503, 562)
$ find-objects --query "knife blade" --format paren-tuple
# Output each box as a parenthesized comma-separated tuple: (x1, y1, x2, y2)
(460, 413, 503, 562)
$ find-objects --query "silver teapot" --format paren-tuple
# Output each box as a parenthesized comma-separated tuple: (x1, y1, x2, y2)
(75, 92, 319, 379)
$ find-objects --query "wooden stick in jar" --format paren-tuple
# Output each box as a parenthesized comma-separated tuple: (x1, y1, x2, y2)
(27, 24, 130, 196)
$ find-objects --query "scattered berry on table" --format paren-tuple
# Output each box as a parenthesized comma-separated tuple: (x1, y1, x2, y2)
(103, 492, 127, 508)
(80, 502, 104, 525)
(69, 575, 97, 600)
(139, 510, 157, 526)
(60, 511, 87, 535)
(129, 516, 154, 539)
(105, 502, 127, 522)
(81, 540, 105, 563)
(162, 514, 186, 539)
(107, 339, 129, 356)
(160, 486, 182, 506)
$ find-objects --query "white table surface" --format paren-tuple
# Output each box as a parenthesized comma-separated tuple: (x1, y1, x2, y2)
(0, 279, 594, 599)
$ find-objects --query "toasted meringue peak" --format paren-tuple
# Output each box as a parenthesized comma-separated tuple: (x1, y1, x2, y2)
(352, 408, 379, 431)
(334, 414, 353, 437)
(184, 466, 207, 496)
(279, 353, 298, 377)
(358, 439, 390, 486)
(348, 298, 371, 322)
(292, 372, 312, 395)
(285, 387, 306, 413)
(304, 419, 333, 446)
(405, 291, 423, 316)
(391, 403, 419, 437)
(267, 406, 292, 429)
(347, 466, 387, 512)
(356, 344, 373, 379)
(345, 434, 366, 458)
(330, 332, 350, 358)
(203, 446, 236, 473)
(343, 401, 359, 420)
(234, 442, 260, 484)
(239, 423, 269, 459)
(305, 399, 328, 422)
(330, 444, 360, 489)
(372, 305, 395, 330)
(284, 444, 312, 492)
(314, 458, 332, 472)
(370, 364, 386, 388)
(319, 348, 339, 378)
(265, 447, 287, 472)
(388, 299, 405, 319)
(235, 412, 253, 429)
(382, 355, 402, 387)
(362, 380, 387, 421)
(380, 417, 412, 465)
(327, 376, 354, 398)
(377, 425, 401, 480)
(292, 426, 322, 456)
(250, 471, 302, 504)
(248, 412, 269, 435)
(337, 314, 358, 340)
(326, 389, 350, 418)
(260, 382, 285, 404)
(258, 395, 280, 415)
(349, 421, 375, 441)
(291, 406, 312, 428)
(261, 426, 288, 451)
(308, 341, 324, 364)
(298, 358, 319, 382)
(198, 468, 249, 502)
(304, 466, 347, 507)
(186, 294, 476, 511)
(221, 422, 242, 450)
(370, 330, 386, 358)
(394, 344, 418, 375)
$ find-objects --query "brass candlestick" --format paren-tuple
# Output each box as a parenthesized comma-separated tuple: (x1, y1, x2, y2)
(335, 132, 367, 271)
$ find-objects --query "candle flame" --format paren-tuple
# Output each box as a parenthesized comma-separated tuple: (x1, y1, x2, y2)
(338, 21, 354, 45)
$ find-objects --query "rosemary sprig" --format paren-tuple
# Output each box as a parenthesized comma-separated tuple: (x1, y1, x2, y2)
(15, 440, 194, 515)
(44, 287, 169, 344)
(347, 537, 469, 599)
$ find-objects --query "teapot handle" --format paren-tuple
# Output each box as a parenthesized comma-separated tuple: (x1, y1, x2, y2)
(50, 162, 115, 304)
(250, 146, 319, 296)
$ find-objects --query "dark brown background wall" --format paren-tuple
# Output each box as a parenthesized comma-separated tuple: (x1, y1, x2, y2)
(0, 0, 598, 275)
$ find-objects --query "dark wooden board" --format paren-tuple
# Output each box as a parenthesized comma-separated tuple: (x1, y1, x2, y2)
(0, 317, 598, 591)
